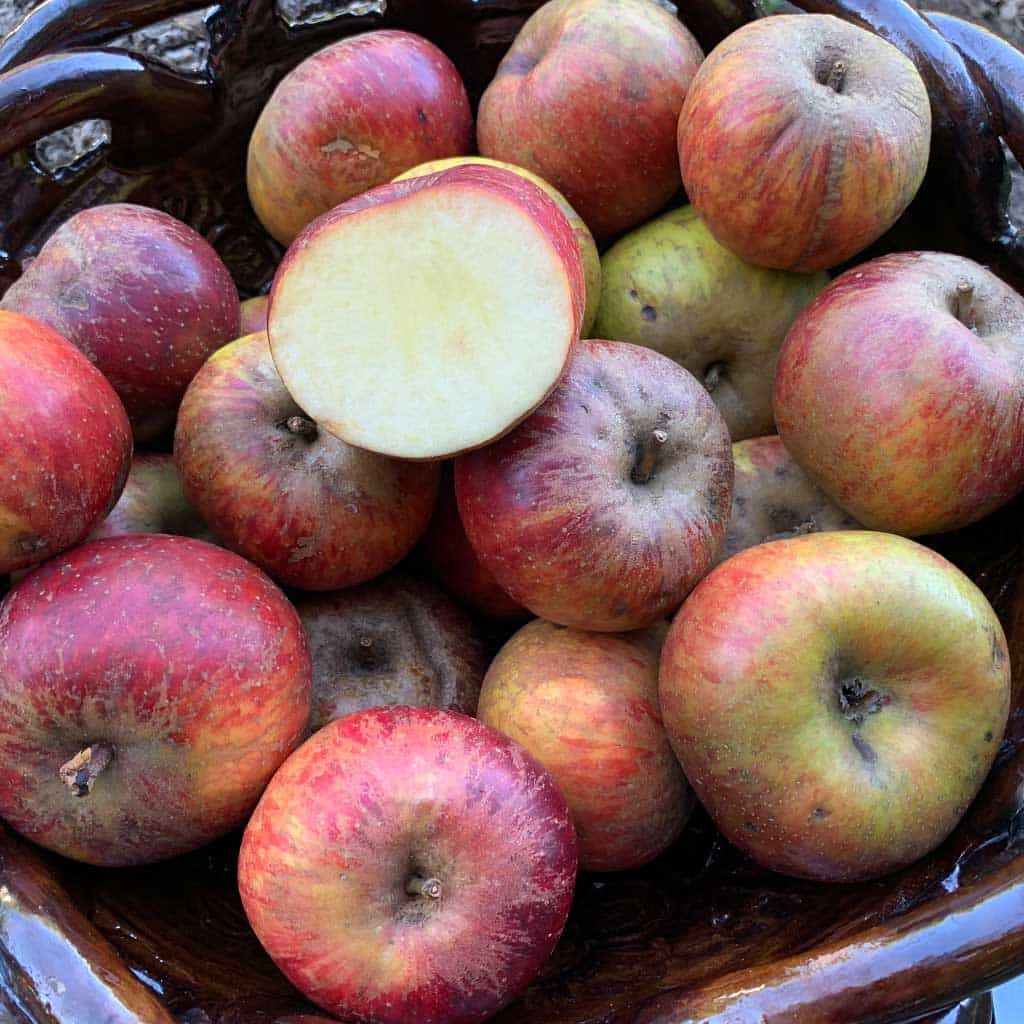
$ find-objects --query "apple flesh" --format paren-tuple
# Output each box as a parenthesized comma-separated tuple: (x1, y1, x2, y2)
(174, 331, 440, 590)
(774, 251, 1024, 535)
(238, 706, 578, 1024)
(0, 311, 131, 575)
(455, 339, 733, 631)
(478, 619, 694, 872)
(268, 164, 585, 460)
(718, 435, 858, 564)
(595, 206, 828, 439)
(247, 29, 473, 246)
(659, 531, 1010, 882)
(1, 203, 240, 441)
(677, 14, 931, 272)
(294, 570, 487, 733)
(477, 0, 704, 239)
(0, 535, 311, 867)
(394, 156, 601, 337)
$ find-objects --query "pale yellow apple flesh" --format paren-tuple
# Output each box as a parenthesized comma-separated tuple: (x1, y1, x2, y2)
(269, 184, 578, 460)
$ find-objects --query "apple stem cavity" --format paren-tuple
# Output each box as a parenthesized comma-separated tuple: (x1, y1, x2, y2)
(955, 280, 977, 330)
(284, 415, 318, 441)
(631, 429, 669, 486)
(405, 875, 443, 900)
(58, 742, 115, 797)
(826, 60, 847, 93)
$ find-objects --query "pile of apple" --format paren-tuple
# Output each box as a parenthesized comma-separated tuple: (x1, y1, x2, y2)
(0, 0, 1020, 1021)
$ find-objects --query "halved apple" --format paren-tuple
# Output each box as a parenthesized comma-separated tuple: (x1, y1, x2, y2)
(267, 164, 585, 460)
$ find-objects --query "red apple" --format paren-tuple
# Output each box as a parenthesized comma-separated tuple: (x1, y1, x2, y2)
(0, 535, 311, 867)
(294, 570, 487, 732)
(1, 204, 241, 440)
(677, 14, 931, 272)
(477, 0, 704, 239)
(247, 29, 473, 246)
(0, 311, 131, 575)
(418, 465, 527, 620)
(268, 164, 585, 460)
(455, 340, 734, 631)
(238, 706, 578, 1024)
(239, 294, 269, 335)
(774, 251, 1024, 535)
(478, 619, 694, 872)
(659, 531, 1010, 882)
(174, 331, 439, 590)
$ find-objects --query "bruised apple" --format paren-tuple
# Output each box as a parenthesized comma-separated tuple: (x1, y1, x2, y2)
(478, 620, 694, 872)
(268, 165, 585, 460)
(0, 311, 131, 575)
(175, 332, 439, 590)
(456, 340, 733, 631)
(0, 535, 311, 867)
(238, 707, 577, 1024)
(294, 571, 487, 733)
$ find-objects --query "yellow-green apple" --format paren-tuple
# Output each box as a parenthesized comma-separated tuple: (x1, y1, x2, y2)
(478, 619, 693, 872)
(239, 295, 269, 335)
(294, 570, 487, 733)
(0, 535, 311, 867)
(677, 14, 931, 272)
(455, 339, 733, 631)
(774, 251, 1024, 536)
(268, 164, 585, 460)
(1, 204, 240, 441)
(0, 311, 131, 576)
(595, 206, 828, 439)
(238, 706, 577, 1024)
(394, 156, 601, 336)
(659, 531, 1010, 882)
(247, 30, 473, 246)
(174, 332, 439, 590)
(477, 0, 703, 239)
(418, 465, 527, 621)
(718, 435, 859, 564)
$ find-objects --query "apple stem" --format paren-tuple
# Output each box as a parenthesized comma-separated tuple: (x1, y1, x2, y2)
(703, 362, 726, 393)
(632, 429, 669, 485)
(955, 280, 976, 329)
(285, 415, 318, 441)
(826, 60, 847, 93)
(59, 742, 114, 798)
(405, 875, 443, 899)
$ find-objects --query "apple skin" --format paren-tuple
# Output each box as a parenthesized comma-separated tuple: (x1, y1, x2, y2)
(1, 204, 240, 441)
(239, 295, 269, 335)
(477, 0, 703, 240)
(247, 29, 473, 246)
(594, 206, 828, 439)
(294, 570, 487, 733)
(774, 251, 1024, 536)
(478, 619, 694, 872)
(659, 531, 1010, 883)
(455, 340, 733, 632)
(677, 14, 931, 272)
(238, 706, 578, 1024)
(174, 331, 440, 590)
(394, 156, 601, 337)
(418, 465, 527, 621)
(0, 310, 131, 575)
(718, 435, 859, 564)
(0, 535, 312, 867)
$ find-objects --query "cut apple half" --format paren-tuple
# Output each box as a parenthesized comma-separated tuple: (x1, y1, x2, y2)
(268, 165, 585, 460)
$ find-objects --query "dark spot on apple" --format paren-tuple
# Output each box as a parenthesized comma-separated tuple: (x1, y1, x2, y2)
(851, 732, 878, 764)
(766, 506, 806, 536)
(838, 675, 888, 725)
(641, 305, 657, 322)
(13, 533, 46, 556)
(812, 807, 830, 819)
(580, 402, 590, 414)
(743, 820, 762, 833)
(348, 636, 390, 673)
(985, 730, 994, 742)
(416, 108, 427, 124)
(988, 627, 1006, 667)
(504, 50, 539, 76)
(629, 289, 639, 301)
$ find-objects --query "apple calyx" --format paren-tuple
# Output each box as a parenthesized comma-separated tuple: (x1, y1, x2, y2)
(955, 280, 977, 330)
(631, 429, 669, 485)
(837, 676, 888, 726)
(825, 60, 847, 93)
(405, 875, 443, 899)
(58, 742, 115, 797)
(284, 415, 318, 441)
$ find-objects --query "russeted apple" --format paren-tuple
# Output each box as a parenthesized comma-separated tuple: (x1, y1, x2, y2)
(0, 311, 131, 575)
(294, 571, 487, 733)
(456, 340, 733, 631)
(238, 706, 578, 1024)
(174, 332, 440, 590)
(0, 535, 311, 867)
(677, 15, 931, 272)
(478, 620, 694, 872)
(268, 164, 585, 460)
(660, 531, 1010, 882)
